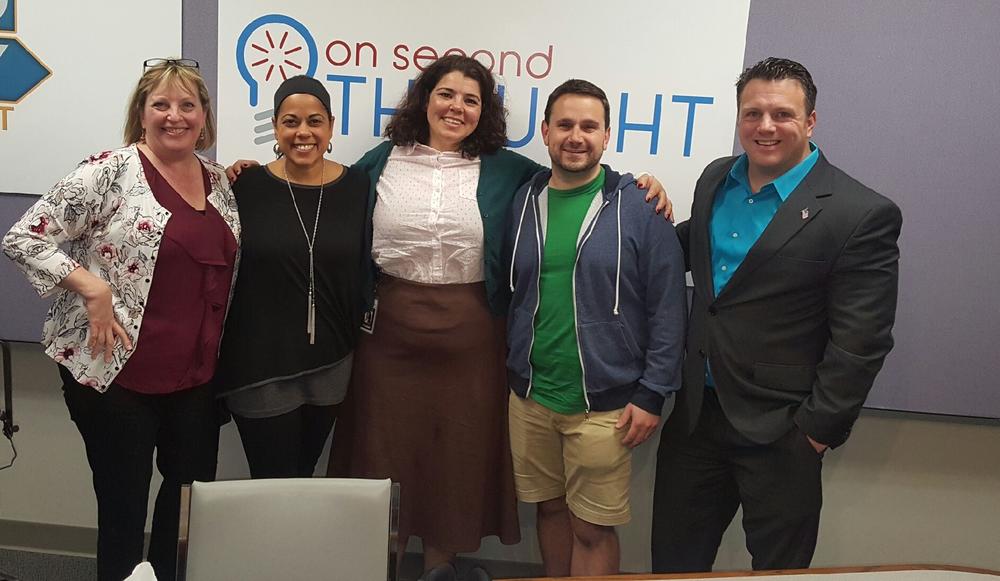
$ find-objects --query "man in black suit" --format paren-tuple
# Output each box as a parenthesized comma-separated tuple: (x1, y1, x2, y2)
(651, 57, 902, 572)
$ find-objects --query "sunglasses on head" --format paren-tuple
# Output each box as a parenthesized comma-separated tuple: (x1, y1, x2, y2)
(143, 58, 200, 71)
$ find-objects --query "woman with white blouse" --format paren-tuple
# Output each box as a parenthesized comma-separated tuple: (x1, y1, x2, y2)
(329, 56, 536, 581)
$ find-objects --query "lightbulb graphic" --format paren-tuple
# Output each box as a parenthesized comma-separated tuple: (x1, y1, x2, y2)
(236, 14, 318, 108)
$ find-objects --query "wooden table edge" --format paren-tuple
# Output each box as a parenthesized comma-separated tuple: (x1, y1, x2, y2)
(506, 564, 1000, 580)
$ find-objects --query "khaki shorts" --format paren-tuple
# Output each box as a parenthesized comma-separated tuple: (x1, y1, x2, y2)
(508, 393, 632, 526)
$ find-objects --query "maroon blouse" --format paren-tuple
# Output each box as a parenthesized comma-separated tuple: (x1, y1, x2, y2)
(114, 151, 238, 394)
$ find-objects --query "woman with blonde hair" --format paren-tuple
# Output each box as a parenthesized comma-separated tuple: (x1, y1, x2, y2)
(2, 58, 239, 581)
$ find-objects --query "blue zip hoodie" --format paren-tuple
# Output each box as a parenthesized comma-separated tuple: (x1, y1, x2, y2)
(506, 165, 687, 414)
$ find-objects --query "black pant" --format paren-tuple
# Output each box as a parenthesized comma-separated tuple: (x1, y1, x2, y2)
(60, 365, 219, 581)
(233, 404, 338, 479)
(651, 388, 823, 573)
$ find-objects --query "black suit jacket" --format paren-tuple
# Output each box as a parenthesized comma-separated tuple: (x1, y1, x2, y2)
(669, 153, 902, 448)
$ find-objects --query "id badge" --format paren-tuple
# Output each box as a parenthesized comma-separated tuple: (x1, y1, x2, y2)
(361, 298, 378, 334)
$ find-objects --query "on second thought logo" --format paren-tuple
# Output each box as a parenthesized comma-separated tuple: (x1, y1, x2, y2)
(236, 14, 318, 108)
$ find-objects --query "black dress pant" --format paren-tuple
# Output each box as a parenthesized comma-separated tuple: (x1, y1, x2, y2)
(60, 365, 219, 581)
(233, 404, 338, 478)
(651, 388, 823, 573)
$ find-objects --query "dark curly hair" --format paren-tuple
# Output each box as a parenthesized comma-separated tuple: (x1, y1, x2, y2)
(384, 55, 508, 158)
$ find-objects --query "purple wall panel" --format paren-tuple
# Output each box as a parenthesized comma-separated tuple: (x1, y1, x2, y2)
(1, 194, 51, 343)
(742, 0, 1000, 418)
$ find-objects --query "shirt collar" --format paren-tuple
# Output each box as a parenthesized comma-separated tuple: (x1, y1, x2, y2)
(729, 142, 820, 201)
(399, 142, 464, 157)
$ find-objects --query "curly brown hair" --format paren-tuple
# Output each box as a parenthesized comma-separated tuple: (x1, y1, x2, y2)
(384, 55, 508, 158)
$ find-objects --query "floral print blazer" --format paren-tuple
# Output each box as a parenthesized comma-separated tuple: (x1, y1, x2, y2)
(1, 145, 241, 391)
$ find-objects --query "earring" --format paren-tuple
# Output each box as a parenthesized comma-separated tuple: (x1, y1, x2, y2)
(273, 143, 283, 158)
(326, 142, 333, 154)
(196, 128, 206, 149)
(140, 128, 146, 143)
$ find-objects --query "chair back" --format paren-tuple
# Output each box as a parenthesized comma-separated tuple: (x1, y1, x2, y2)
(177, 478, 399, 581)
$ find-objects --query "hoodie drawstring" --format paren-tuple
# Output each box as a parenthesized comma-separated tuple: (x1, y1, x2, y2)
(510, 186, 533, 292)
(613, 189, 622, 316)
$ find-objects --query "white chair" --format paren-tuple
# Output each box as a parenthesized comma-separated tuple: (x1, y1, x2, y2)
(177, 478, 399, 581)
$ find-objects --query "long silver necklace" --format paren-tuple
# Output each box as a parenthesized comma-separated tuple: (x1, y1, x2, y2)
(283, 160, 324, 345)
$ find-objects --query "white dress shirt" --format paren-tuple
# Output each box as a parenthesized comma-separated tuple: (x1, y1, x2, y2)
(372, 144, 485, 283)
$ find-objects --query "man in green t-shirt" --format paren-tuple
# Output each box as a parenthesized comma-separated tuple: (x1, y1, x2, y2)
(506, 80, 687, 576)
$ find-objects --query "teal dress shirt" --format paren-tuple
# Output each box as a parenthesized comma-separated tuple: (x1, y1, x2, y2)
(706, 143, 819, 386)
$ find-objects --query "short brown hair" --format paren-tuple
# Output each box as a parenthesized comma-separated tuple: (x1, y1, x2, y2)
(544, 79, 611, 128)
(122, 61, 216, 150)
(736, 57, 817, 115)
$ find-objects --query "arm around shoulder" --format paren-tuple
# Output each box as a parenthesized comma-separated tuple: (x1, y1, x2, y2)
(353, 141, 394, 175)
(495, 148, 546, 185)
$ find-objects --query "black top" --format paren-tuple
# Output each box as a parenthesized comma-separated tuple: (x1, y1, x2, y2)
(216, 164, 370, 393)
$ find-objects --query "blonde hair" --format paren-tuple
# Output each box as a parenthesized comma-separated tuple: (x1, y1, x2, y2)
(122, 61, 216, 150)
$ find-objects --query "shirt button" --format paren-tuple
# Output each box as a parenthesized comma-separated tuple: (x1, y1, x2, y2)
(747, 198, 755, 204)
(721, 265, 728, 272)
(731, 232, 739, 238)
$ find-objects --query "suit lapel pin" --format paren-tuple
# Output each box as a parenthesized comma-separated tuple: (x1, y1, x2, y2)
(801, 207, 810, 220)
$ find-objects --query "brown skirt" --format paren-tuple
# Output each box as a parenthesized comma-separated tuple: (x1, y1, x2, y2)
(328, 276, 520, 552)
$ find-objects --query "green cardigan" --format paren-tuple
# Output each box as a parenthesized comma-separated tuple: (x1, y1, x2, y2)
(355, 141, 543, 315)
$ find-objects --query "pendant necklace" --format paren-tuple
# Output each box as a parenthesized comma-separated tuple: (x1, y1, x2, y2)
(283, 160, 324, 344)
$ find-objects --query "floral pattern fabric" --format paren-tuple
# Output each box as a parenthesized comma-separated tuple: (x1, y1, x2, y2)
(1, 145, 241, 390)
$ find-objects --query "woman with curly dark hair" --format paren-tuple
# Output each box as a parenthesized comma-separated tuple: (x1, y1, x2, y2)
(328, 55, 536, 579)
(382, 54, 510, 159)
